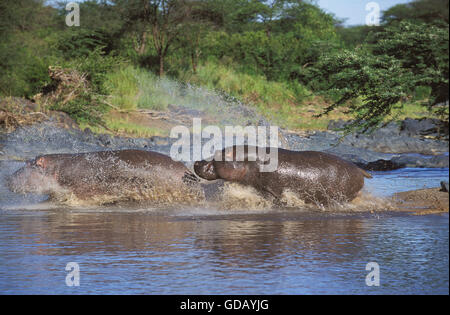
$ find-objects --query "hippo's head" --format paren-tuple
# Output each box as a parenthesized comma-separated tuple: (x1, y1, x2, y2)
(194, 159, 249, 182)
(193, 160, 220, 180)
(194, 146, 274, 182)
(8, 155, 60, 194)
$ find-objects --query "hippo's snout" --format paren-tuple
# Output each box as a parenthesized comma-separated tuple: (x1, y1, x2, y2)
(7, 162, 57, 195)
(194, 160, 219, 180)
(8, 166, 38, 193)
(7, 167, 26, 193)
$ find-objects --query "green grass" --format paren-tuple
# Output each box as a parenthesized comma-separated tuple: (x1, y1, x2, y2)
(104, 117, 168, 137)
(79, 115, 168, 138)
(179, 62, 310, 107)
(105, 66, 172, 111)
(392, 101, 432, 119)
(176, 61, 321, 129)
(104, 67, 139, 110)
(99, 63, 443, 135)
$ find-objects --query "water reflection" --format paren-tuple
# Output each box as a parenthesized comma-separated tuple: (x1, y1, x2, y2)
(1, 166, 448, 294)
(0, 209, 448, 294)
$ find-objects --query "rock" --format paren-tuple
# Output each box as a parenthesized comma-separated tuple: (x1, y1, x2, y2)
(326, 118, 449, 155)
(429, 154, 450, 168)
(360, 159, 405, 171)
(98, 134, 112, 146)
(393, 188, 449, 213)
(441, 181, 449, 193)
(391, 154, 449, 169)
(2, 113, 448, 172)
(327, 119, 350, 130)
(401, 118, 448, 138)
(83, 127, 92, 135)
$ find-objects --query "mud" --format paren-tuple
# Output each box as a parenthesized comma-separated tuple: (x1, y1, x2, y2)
(392, 188, 449, 215)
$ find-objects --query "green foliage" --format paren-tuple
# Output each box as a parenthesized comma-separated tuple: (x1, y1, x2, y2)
(310, 49, 414, 131)
(0, 0, 56, 97)
(382, 0, 449, 25)
(0, 0, 52, 37)
(0, 38, 51, 97)
(49, 92, 107, 125)
(53, 0, 124, 57)
(336, 25, 373, 48)
(55, 28, 113, 59)
(196, 1, 340, 82)
(135, 68, 181, 111)
(309, 20, 449, 132)
(48, 49, 125, 125)
(104, 67, 139, 110)
(61, 48, 125, 94)
(368, 21, 449, 105)
(179, 61, 311, 112)
(104, 66, 178, 111)
(1, 0, 448, 134)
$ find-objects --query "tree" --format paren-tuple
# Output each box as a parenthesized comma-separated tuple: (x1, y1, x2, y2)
(382, 0, 449, 25)
(115, 0, 192, 76)
(176, 0, 222, 73)
(336, 25, 373, 48)
(369, 21, 449, 106)
(276, 1, 340, 81)
(309, 21, 449, 132)
(204, 0, 265, 33)
(0, 0, 56, 97)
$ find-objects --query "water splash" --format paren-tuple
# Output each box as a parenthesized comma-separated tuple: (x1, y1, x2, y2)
(138, 74, 270, 128)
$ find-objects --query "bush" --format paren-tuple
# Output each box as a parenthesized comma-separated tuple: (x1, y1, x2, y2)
(50, 92, 107, 125)
(44, 50, 124, 125)
(55, 28, 116, 59)
(58, 48, 125, 95)
(0, 39, 51, 98)
(307, 21, 449, 132)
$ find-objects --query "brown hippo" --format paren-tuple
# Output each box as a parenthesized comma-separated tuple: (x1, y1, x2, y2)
(194, 145, 372, 205)
(8, 150, 202, 204)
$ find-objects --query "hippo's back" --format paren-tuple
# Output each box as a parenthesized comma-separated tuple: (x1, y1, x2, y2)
(18, 149, 202, 203)
(98, 150, 186, 171)
(269, 149, 367, 203)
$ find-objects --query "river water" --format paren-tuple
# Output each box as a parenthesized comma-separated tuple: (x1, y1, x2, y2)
(0, 166, 448, 294)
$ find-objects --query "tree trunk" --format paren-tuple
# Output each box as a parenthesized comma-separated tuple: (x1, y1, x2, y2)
(191, 51, 197, 74)
(137, 31, 148, 55)
(159, 53, 165, 77)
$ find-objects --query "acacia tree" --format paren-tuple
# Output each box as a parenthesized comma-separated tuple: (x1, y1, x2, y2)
(382, 0, 449, 25)
(175, 0, 222, 73)
(309, 21, 449, 132)
(116, 0, 192, 76)
(151, 0, 193, 76)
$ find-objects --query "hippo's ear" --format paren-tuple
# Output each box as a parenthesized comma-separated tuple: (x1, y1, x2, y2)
(256, 153, 271, 166)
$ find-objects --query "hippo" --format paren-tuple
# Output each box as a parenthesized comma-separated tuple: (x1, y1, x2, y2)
(194, 145, 372, 205)
(8, 150, 202, 204)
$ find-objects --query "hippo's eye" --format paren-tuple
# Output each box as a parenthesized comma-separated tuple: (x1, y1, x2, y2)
(35, 157, 46, 168)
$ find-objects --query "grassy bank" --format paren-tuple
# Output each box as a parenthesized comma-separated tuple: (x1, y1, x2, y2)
(2, 62, 437, 138)
(1, 1, 446, 138)
(99, 63, 437, 134)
